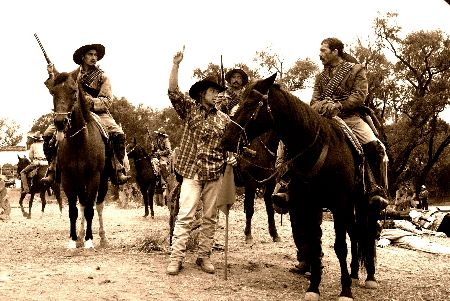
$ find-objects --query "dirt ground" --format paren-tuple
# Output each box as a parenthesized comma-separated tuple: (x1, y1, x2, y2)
(1, 187, 449, 301)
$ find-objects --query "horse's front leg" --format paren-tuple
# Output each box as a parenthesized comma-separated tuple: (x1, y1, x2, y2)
(18, 192, 27, 218)
(77, 204, 86, 247)
(68, 199, 78, 249)
(148, 185, 155, 218)
(40, 190, 47, 218)
(83, 204, 95, 249)
(27, 193, 35, 219)
(263, 182, 280, 242)
(243, 186, 256, 244)
(334, 217, 353, 301)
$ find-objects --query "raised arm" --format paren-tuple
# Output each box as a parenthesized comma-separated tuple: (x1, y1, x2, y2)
(169, 51, 184, 91)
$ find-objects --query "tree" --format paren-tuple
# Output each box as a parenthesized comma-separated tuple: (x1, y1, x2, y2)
(0, 118, 22, 147)
(374, 12, 450, 196)
(253, 46, 318, 91)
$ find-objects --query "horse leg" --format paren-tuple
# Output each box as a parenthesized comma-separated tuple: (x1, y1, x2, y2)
(67, 199, 78, 249)
(18, 193, 27, 218)
(263, 182, 280, 242)
(363, 206, 380, 289)
(141, 185, 149, 217)
(53, 184, 63, 216)
(148, 186, 155, 218)
(96, 202, 109, 248)
(83, 205, 95, 249)
(333, 215, 354, 300)
(244, 186, 256, 244)
(27, 193, 35, 219)
(40, 190, 46, 218)
(348, 227, 360, 284)
(77, 204, 86, 247)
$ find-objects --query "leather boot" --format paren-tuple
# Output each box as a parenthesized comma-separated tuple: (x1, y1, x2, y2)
(363, 141, 389, 210)
(20, 172, 29, 193)
(41, 160, 56, 186)
(112, 133, 131, 185)
(272, 180, 289, 214)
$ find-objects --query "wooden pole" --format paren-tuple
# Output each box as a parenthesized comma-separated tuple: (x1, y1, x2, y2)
(224, 208, 229, 280)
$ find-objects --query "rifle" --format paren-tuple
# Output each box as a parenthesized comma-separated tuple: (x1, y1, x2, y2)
(220, 55, 225, 87)
(34, 33, 51, 64)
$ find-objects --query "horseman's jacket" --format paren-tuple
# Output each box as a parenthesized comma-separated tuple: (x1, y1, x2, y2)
(45, 66, 113, 115)
(310, 62, 368, 117)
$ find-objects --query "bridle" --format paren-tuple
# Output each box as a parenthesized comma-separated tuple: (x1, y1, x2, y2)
(53, 88, 86, 139)
(126, 143, 151, 162)
(231, 86, 328, 184)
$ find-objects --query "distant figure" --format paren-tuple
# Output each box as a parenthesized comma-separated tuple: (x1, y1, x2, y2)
(215, 68, 249, 115)
(418, 185, 429, 210)
(20, 132, 47, 194)
(0, 175, 11, 220)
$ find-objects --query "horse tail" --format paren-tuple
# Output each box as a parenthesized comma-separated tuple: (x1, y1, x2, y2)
(354, 190, 379, 275)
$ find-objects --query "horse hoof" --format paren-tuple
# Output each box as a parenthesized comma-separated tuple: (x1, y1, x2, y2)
(100, 238, 109, 248)
(304, 292, 320, 301)
(364, 280, 378, 289)
(272, 235, 281, 242)
(27, 214, 31, 220)
(338, 297, 354, 301)
(84, 239, 94, 249)
(67, 240, 77, 249)
(245, 236, 253, 244)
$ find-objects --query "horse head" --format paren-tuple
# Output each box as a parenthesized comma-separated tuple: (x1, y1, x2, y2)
(16, 155, 30, 174)
(47, 72, 90, 138)
(221, 73, 277, 153)
(126, 137, 148, 161)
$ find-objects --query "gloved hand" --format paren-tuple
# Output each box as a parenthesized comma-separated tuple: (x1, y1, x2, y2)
(322, 101, 342, 118)
(227, 153, 237, 166)
(311, 99, 328, 114)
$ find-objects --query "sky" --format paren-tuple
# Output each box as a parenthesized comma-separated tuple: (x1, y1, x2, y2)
(1, 0, 450, 138)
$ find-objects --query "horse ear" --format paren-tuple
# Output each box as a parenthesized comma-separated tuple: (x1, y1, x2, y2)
(256, 73, 278, 94)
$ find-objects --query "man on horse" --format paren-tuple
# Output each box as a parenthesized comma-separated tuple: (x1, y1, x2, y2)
(20, 131, 47, 194)
(42, 43, 131, 186)
(166, 48, 236, 276)
(215, 68, 249, 115)
(150, 127, 172, 205)
(310, 37, 389, 210)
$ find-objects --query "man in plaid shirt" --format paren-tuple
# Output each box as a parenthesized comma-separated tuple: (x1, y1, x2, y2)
(166, 49, 236, 275)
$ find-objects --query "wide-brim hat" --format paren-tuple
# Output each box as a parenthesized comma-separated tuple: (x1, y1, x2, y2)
(188, 79, 225, 102)
(30, 131, 43, 141)
(225, 68, 249, 86)
(154, 128, 168, 137)
(73, 44, 105, 65)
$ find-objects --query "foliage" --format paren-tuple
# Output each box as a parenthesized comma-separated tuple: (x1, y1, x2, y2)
(0, 118, 22, 147)
(30, 113, 54, 136)
(371, 12, 450, 196)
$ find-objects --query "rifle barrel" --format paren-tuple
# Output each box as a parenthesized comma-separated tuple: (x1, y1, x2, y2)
(34, 33, 51, 64)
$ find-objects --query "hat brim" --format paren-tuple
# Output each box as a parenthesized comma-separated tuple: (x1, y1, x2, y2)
(189, 80, 225, 102)
(73, 44, 105, 65)
(225, 69, 249, 86)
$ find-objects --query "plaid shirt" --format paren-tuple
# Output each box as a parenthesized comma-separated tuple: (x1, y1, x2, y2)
(168, 88, 230, 181)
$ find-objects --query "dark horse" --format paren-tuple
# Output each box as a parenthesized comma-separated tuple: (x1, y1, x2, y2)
(126, 138, 158, 218)
(221, 74, 379, 301)
(235, 130, 280, 243)
(17, 155, 63, 219)
(46, 72, 109, 249)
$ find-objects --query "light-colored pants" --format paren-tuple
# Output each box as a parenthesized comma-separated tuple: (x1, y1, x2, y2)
(343, 115, 377, 144)
(170, 175, 221, 261)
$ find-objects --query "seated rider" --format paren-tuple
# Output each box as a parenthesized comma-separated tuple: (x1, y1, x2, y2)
(20, 131, 48, 193)
(310, 37, 389, 210)
(41, 43, 131, 185)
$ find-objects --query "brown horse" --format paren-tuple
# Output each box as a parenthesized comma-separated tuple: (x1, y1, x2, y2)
(46, 72, 109, 249)
(221, 74, 380, 301)
(17, 156, 63, 219)
(235, 130, 281, 244)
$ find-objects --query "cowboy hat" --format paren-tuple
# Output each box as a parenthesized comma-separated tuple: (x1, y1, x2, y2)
(225, 68, 249, 86)
(30, 131, 43, 141)
(73, 44, 105, 65)
(188, 78, 225, 102)
(154, 128, 168, 137)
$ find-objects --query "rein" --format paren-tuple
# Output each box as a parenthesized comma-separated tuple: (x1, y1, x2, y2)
(127, 144, 151, 162)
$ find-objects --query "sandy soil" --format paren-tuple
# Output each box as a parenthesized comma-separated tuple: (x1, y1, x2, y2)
(1, 188, 449, 301)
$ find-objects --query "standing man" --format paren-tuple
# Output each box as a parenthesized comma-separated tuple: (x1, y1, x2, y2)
(20, 132, 47, 194)
(418, 185, 429, 210)
(215, 68, 249, 115)
(166, 48, 235, 275)
(42, 43, 130, 185)
(310, 37, 389, 210)
(150, 127, 172, 206)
